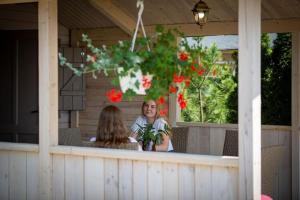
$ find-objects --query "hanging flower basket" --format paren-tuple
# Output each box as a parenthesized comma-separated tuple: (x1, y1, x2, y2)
(59, 26, 222, 112)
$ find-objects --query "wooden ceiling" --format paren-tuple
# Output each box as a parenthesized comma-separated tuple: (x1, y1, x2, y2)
(0, 0, 300, 31)
(59, 0, 300, 29)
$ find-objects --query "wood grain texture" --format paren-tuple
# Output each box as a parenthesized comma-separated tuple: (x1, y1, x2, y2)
(292, 32, 300, 200)
(148, 162, 163, 200)
(65, 155, 84, 200)
(178, 164, 195, 200)
(238, 0, 261, 199)
(118, 159, 133, 200)
(0, 151, 9, 200)
(52, 155, 65, 200)
(104, 158, 118, 200)
(163, 163, 178, 200)
(26, 152, 39, 200)
(38, 0, 58, 199)
(133, 160, 147, 200)
(84, 157, 104, 200)
(9, 151, 27, 200)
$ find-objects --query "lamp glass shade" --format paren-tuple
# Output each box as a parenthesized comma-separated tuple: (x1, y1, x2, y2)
(192, 0, 209, 27)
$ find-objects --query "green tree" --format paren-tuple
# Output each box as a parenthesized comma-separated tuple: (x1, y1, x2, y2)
(226, 33, 292, 125)
(225, 50, 238, 123)
(262, 33, 291, 125)
(181, 39, 237, 123)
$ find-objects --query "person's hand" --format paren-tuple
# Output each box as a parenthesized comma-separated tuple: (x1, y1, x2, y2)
(130, 132, 138, 139)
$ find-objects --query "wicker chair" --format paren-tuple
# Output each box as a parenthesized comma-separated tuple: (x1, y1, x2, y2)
(171, 127, 189, 153)
(59, 128, 82, 146)
(222, 130, 238, 156)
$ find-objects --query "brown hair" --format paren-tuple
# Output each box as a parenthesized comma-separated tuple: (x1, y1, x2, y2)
(96, 105, 129, 146)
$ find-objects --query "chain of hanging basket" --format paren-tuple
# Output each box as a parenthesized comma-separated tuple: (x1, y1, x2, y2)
(130, 0, 150, 52)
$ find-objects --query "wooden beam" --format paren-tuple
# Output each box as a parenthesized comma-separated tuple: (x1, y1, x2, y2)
(156, 19, 300, 36)
(71, 19, 300, 44)
(38, 0, 58, 199)
(88, 0, 136, 35)
(238, 0, 261, 199)
(292, 32, 300, 200)
(0, 0, 37, 4)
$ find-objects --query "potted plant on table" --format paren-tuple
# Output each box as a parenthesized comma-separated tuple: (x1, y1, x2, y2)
(136, 123, 171, 151)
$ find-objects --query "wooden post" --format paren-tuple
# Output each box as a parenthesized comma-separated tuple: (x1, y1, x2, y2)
(38, 0, 58, 199)
(238, 0, 261, 199)
(169, 37, 182, 127)
(168, 93, 179, 127)
(292, 32, 300, 200)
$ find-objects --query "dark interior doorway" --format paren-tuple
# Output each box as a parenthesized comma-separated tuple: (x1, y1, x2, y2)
(0, 30, 39, 144)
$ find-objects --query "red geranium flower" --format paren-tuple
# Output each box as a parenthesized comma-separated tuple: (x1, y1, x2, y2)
(159, 107, 168, 116)
(177, 93, 184, 102)
(184, 78, 191, 87)
(169, 85, 177, 93)
(179, 100, 187, 109)
(106, 89, 122, 102)
(157, 96, 165, 105)
(198, 68, 205, 76)
(173, 74, 185, 83)
(142, 76, 151, 89)
(179, 52, 188, 61)
(177, 93, 187, 109)
(190, 64, 197, 71)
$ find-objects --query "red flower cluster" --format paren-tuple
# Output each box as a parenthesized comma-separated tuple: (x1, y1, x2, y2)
(190, 64, 196, 71)
(177, 93, 187, 109)
(106, 89, 122, 102)
(169, 85, 177, 93)
(157, 96, 165, 105)
(198, 68, 205, 76)
(184, 78, 191, 87)
(142, 76, 151, 89)
(179, 52, 188, 61)
(173, 74, 185, 83)
(159, 107, 168, 117)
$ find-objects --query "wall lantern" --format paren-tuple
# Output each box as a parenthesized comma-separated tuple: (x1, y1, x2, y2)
(192, 0, 210, 28)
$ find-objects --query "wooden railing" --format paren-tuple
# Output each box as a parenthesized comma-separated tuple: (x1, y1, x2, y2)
(0, 142, 238, 200)
(0, 124, 291, 199)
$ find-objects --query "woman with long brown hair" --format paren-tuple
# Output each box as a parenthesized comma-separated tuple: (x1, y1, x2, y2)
(95, 105, 140, 150)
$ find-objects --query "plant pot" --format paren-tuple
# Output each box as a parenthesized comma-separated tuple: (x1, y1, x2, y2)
(142, 141, 156, 151)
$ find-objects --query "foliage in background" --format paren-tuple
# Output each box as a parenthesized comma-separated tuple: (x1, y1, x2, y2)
(222, 33, 291, 125)
(261, 33, 291, 125)
(182, 33, 292, 125)
(225, 51, 238, 123)
(181, 38, 237, 123)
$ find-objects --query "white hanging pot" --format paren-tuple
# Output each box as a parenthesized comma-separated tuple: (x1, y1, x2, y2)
(118, 0, 151, 95)
(118, 68, 148, 95)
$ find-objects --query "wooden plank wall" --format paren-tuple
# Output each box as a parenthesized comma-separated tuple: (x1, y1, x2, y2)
(0, 126, 290, 200)
(0, 145, 238, 200)
(0, 151, 39, 200)
(176, 124, 291, 200)
(51, 153, 238, 200)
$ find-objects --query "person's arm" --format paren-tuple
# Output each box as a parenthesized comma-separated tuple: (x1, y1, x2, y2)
(154, 118, 171, 151)
(155, 134, 170, 151)
(130, 116, 142, 139)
